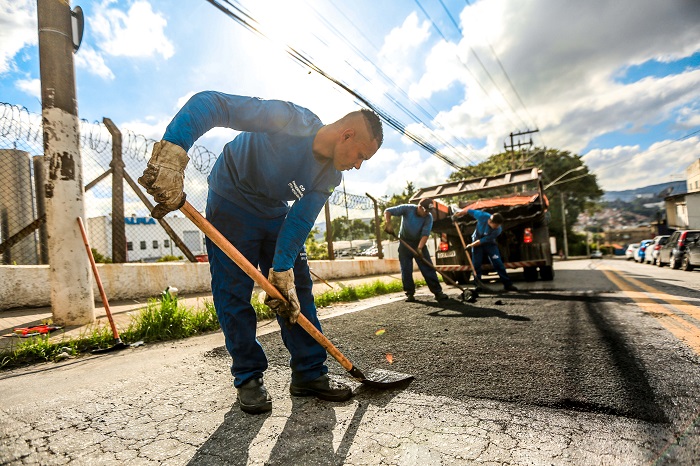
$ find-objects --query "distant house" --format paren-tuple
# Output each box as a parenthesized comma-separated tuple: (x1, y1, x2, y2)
(664, 159, 700, 230)
(687, 158, 700, 194)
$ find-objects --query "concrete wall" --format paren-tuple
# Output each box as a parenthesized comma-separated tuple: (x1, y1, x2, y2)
(0, 258, 403, 311)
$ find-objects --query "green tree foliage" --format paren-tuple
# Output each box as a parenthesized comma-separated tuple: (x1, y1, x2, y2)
(91, 248, 112, 264)
(329, 216, 371, 241)
(305, 227, 329, 260)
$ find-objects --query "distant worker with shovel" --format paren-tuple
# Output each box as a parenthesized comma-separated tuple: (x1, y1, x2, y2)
(384, 199, 449, 303)
(138, 91, 383, 414)
(452, 208, 518, 292)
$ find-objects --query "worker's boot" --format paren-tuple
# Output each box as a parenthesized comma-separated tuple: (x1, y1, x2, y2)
(405, 294, 416, 302)
(290, 374, 352, 402)
(237, 377, 272, 414)
(435, 292, 449, 302)
(504, 284, 519, 292)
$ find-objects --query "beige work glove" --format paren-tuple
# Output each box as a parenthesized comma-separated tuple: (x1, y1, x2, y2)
(137, 140, 190, 219)
(383, 219, 394, 235)
(264, 269, 301, 325)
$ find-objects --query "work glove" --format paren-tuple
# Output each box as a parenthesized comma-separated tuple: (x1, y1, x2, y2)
(137, 140, 190, 219)
(383, 221, 394, 235)
(451, 213, 459, 222)
(264, 269, 301, 325)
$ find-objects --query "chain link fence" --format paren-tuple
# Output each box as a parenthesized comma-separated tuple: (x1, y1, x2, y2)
(0, 102, 385, 265)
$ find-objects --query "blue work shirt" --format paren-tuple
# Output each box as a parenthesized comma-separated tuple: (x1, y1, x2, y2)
(468, 209, 501, 244)
(162, 91, 341, 271)
(385, 204, 433, 242)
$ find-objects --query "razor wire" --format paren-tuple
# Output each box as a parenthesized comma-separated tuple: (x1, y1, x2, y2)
(1, 101, 383, 264)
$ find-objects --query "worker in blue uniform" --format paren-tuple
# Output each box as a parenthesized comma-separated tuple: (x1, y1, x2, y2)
(453, 208, 518, 292)
(383, 198, 449, 302)
(138, 91, 383, 414)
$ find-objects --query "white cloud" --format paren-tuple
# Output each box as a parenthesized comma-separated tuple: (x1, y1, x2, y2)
(584, 137, 700, 191)
(378, 12, 432, 88)
(397, 0, 700, 182)
(93, 0, 174, 59)
(15, 78, 39, 98)
(0, 0, 36, 75)
(74, 46, 115, 80)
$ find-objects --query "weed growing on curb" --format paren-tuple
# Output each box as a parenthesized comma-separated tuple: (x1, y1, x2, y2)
(0, 278, 418, 370)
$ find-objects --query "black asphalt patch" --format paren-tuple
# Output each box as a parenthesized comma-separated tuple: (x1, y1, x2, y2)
(210, 291, 668, 423)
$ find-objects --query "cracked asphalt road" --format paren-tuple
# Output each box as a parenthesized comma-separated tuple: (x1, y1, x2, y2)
(1, 261, 699, 465)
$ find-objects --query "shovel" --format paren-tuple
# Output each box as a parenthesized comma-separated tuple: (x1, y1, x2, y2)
(180, 201, 414, 389)
(385, 230, 473, 302)
(452, 221, 499, 293)
(77, 217, 144, 353)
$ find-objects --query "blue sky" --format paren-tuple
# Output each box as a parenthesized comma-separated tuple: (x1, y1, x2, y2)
(2, 0, 700, 202)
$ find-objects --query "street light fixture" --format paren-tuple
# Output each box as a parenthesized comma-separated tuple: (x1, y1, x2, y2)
(544, 166, 585, 190)
(543, 166, 586, 260)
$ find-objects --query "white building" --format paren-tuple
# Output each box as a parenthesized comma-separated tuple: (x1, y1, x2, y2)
(87, 215, 207, 262)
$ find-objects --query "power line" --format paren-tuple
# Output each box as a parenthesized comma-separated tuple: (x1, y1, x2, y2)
(462, 0, 545, 147)
(205, 0, 475, 172)
(298, 0, 478, 166)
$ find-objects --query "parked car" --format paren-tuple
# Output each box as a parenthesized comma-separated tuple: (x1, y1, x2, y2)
(590, 250, 603, 259)
(634, 239, 654, 263)
(625, 243, 640, 260)
(658, 230, 700, 269)
(680, 232, 700, 271)
(645, 235, 669, 265)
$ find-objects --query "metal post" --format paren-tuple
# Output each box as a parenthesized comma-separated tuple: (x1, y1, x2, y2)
(103, 118, 126, 263)
(560, 192, 569, 259)
(365, 192, 383, 259)
(324, 201, 334, 260)
(38, 0, 95, 325)
(33, 156, 49, 264)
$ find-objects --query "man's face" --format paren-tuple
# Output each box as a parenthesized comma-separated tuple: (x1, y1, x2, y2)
(487, 217, 500, 229)
(333, 126, 379, 171)
(416, 204, 429, 217)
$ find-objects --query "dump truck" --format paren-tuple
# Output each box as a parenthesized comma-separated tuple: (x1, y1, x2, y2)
(409, 167, 554, 283)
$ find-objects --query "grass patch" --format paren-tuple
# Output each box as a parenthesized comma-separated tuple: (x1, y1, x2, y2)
(0, 278, 418, 370)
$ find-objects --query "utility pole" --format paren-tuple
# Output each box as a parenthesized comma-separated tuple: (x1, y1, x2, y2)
(560, 192, 569, 260)
(37, 0, 95, 325)
(504, 129, 539, 170)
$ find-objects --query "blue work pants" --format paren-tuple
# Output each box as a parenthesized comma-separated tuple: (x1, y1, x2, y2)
(205, 191, 327, 388)
(471, 242, 513, 287)
(398, 239, 443, 296)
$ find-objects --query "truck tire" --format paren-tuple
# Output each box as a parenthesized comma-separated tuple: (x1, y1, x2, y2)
(524, 266, 538, 282)
(539, 265, 554, 281)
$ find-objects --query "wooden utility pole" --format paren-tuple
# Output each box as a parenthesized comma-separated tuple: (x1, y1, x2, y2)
(504, 129, 539, 170)
(38, 0, 95, 325)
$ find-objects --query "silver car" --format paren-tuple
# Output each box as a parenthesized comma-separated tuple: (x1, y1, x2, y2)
(625, 243, 639, 261)
(646, 235, 670, 265)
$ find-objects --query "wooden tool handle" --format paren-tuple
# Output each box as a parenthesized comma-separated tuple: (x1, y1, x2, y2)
(180, 201, 354, 372)
(77, 217, 120, 340)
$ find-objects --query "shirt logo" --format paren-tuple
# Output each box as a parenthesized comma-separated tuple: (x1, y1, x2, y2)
(288, 181, 305, 200)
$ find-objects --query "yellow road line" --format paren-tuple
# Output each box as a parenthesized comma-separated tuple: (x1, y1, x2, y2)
(601, 268, 700, 355)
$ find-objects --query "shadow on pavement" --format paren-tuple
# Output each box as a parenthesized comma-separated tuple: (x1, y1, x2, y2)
(187, 405, 271, 466)
(187, 381, 409, 465)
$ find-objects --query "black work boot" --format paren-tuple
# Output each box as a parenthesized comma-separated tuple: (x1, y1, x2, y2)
(290, 374, 352, 402)
(435, 292, 449, 302)
(504, 284, 518, 292)
(237, 377, 272, 414)
(405, 294, 416, 302)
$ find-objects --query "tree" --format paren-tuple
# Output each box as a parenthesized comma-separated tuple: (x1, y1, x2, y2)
(305, 227, 329, 260)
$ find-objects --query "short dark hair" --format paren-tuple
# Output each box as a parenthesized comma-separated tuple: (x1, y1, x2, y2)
(419, 198, 434, 210)
(360, 109, 384, 148)
(490, 213, 504, 225)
